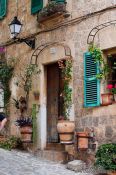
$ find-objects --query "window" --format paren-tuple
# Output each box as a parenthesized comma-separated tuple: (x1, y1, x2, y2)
(0, 0, 7, 19)
(107, 54, 116, 86)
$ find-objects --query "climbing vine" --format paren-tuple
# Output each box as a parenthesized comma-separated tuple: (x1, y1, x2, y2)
(0, 62, 14, 112)
(58, 57, 73, 120)
(89, 45, 110, 80)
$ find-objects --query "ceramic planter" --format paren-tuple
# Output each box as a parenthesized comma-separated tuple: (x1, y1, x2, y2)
(57, 120, 75, 144)
(20, 126, 32, 143)
(101, 93, 113, 106)
(76, 132, 89, 149)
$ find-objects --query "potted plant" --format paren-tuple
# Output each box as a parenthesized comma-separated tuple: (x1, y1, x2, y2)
(107, 84, 116, 102)
(57, 58, 75, 144)
(14, 64, 41, 142)
(37, 1, 66, 22)
(95, 143, 116, 175)
(15, 117, 32, 142)
(33, 91, 40, 100)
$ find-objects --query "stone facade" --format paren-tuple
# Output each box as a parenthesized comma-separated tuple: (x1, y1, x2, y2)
(0, 0, 116, 150)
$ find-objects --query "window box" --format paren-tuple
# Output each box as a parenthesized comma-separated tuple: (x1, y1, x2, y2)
(37, 2, 67, 23)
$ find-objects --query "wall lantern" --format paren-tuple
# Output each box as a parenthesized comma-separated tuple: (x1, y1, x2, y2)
(9, 16, 35, 49)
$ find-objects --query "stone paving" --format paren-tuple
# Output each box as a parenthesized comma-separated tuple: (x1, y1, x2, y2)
(0, 148, 94, 175)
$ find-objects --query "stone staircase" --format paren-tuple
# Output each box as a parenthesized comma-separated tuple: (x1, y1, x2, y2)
(35, 143, 68, 162)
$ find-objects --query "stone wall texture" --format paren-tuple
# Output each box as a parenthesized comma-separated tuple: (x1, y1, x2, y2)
(0, 0, 116, 147)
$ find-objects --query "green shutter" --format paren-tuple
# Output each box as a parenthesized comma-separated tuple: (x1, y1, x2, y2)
(0, 0, 7, 19)
(84, 52, 100, 107)
(55, 0, 66, 3)
(31, 0, 43, 14)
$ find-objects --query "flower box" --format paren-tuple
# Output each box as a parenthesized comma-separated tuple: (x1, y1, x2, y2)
(37, 2, 66, 23)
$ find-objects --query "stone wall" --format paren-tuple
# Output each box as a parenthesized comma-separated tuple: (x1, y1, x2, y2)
(0, 0, 115, 146)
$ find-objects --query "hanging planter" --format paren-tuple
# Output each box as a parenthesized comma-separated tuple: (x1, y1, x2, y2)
(33, 91, 40, 100)
(76, 132, 89, 149)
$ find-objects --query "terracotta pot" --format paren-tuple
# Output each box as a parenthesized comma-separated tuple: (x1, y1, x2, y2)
(101, 93, 113, 106)
(57, 120, 75, 144)
(114, 94, 116, 102)
(108, 172, 116, 175)
(20, 126, 32, 143)
(77, 132, 89, 149)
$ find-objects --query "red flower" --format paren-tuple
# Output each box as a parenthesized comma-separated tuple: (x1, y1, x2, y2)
(107, 84, 113, 89)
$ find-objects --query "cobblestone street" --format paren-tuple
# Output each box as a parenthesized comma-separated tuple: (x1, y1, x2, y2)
(0, 149, 94, 175)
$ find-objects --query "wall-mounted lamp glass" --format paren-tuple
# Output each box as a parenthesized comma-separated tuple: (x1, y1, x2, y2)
(9, 17, 35, 49)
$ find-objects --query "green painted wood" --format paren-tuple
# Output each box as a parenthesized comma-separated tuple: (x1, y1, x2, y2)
(31, 0, 43, 14)
(0, 0, 7, 19)
(84, 52, 100, 107)
(55, 0, 66, 3)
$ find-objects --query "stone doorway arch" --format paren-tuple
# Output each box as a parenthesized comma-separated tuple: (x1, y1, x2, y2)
(30, 42, 73, 149)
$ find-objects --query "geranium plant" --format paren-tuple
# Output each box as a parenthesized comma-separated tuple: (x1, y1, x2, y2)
(107, 84, 116, 94)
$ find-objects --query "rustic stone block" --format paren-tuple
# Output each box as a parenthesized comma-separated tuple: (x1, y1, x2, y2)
(67, 160, 86, 172)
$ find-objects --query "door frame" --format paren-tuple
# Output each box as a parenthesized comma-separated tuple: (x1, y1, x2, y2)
(34, 45, 74, 150)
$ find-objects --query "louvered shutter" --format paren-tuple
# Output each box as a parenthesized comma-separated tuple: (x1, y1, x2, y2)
(84, 52, 100, 107)
(31, 0, 43, 14)
(0, 0, 7, 19)
(55, 0, 66, 3)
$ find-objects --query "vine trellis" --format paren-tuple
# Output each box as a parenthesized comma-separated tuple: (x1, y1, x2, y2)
(87, 20, 116, 44)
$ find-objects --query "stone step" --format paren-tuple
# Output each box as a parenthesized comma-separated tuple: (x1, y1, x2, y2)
(46, 143, 65, 151)
(35, 150, 68, 163)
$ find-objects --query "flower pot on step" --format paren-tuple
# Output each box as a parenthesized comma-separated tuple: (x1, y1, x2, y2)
(57, 120, 75, 144)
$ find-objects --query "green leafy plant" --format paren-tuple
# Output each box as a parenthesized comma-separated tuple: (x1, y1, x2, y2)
(14, 64, 41, 112)
(95, 143, 116, 171)
(32, 104, 37, 144)
(58, 58, 73, 120)
(0, 136, 21, 150)
(0, 62, 14, 112)
(89, 45, 110, 80)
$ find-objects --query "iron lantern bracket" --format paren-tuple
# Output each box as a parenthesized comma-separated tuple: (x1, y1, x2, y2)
(14, 38, 35, 49)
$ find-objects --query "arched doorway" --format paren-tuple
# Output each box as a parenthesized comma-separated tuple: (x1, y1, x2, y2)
(31, 42, 73, 149)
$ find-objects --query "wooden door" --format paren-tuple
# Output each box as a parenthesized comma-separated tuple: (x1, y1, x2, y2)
(47, 63, 59, 143)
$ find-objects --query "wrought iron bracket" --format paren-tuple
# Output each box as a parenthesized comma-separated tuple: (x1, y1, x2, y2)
(14, 38, 35, 49)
